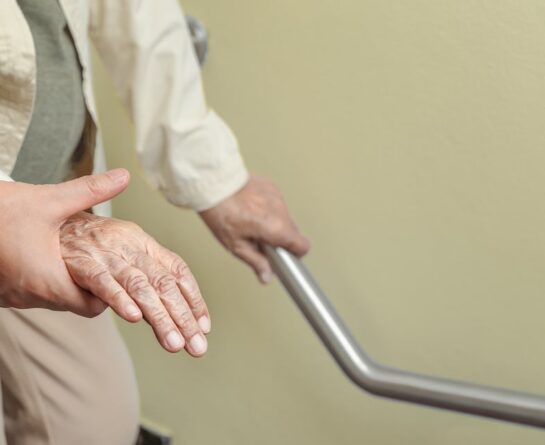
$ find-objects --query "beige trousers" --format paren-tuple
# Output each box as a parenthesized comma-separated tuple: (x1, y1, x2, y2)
(0, 308, 139, 444)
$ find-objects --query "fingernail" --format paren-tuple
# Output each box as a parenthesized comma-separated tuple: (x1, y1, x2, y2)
(107, 169, 129, 185)
(189, 333, 207, 355)
(198, 316, 211, 334)
(126, 303, 141, 318)
(260, 271, 273, 284)
(166, 331, 184, 350)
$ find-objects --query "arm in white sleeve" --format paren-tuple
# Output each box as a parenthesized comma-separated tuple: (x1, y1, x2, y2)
(89, 0, 249, 211)
(0, 170, 13, 182)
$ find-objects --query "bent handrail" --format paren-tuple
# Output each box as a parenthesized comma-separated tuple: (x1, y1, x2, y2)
(265, 246, 545, 428)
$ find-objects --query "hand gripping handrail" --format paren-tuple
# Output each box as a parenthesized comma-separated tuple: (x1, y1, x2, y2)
(265, 246, 545, 428)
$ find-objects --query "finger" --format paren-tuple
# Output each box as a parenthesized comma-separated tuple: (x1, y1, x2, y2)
(131, 253, 207, 357)
(48, 169, 130, 220)
(51, 259, 109, 317)
(63, 256, 142, 322)
(113, 265, 186, 353)
(256, 221, 311, 257)
(149, 241, 211, 333)
(233, 240, 274, 284)
(47, 282, 107, 317)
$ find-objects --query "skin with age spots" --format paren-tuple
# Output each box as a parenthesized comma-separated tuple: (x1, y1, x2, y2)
(0, 169, 309, 357)
(60, 211, 209, 356)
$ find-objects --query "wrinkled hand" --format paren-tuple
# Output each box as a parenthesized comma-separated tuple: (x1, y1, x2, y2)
(199, 175, 310, 283)
(60, 211, 210, 356)
(0, 170, 128, 317)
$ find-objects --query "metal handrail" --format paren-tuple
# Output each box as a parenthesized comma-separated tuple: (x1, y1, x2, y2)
(265, 246, 545, 428)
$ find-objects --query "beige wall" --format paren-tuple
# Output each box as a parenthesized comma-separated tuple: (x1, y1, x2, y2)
(92, 1, 545, 443)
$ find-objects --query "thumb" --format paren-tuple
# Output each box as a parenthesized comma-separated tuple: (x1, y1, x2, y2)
(49, 169, 130, 219)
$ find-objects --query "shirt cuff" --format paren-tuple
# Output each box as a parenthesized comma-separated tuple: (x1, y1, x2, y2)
(161, 154, 249, 212)
(148, 109, 251, 212)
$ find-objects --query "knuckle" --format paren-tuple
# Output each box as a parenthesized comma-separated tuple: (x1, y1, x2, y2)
(122, 220, 142, 233)
(152, 273, 178, 298)
(84, 175, 106, 197)
(149, 308, 171, 328)
(176, 308, 198, 333)
(232, 242, 247, 257)
(61, 239, 81, 254)
(86, 265, 109, 284)
(179, 275, 199, 297)
(179, 308, 194, 325)
(267, 218, 286, 237)
(190, 298, 206, 314)
(125, 273, 150, 296)
(171, 257, 190, 277)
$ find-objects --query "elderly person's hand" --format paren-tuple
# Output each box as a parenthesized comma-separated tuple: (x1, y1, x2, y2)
(199, 175, 310, 284)
(61, 211, 210, 356)
(0, 169, 209, 356)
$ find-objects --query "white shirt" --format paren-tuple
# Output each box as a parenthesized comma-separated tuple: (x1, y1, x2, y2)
(0, 0, 249, 211)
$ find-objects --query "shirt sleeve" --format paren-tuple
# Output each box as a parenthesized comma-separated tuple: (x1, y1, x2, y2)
(88, 0, 249, 211)
(0, 170, 13, 182)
